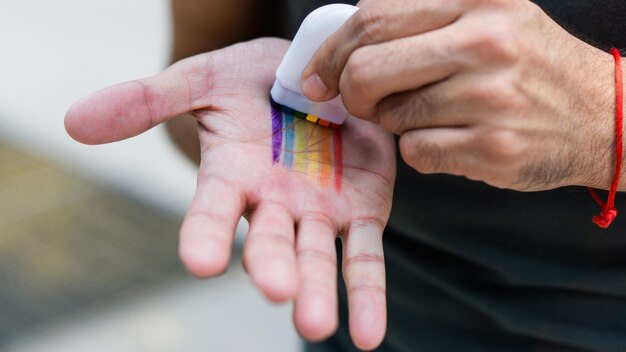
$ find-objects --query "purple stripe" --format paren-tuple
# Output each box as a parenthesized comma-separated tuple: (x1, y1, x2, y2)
(271, 106, 283, 164)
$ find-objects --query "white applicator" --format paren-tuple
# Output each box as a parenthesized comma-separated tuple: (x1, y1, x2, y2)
(270, 4, 358, 127)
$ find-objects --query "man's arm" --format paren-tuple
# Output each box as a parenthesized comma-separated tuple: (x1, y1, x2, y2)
(167, 0, 283, 164)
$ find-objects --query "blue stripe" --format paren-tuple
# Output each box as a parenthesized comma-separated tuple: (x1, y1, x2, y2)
(283, 113, 294, 168)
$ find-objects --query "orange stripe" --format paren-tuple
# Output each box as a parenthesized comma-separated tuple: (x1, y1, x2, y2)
(318, 119, 331, 127)
(319, 127, 332, 188)
(333, 128, 343, 192)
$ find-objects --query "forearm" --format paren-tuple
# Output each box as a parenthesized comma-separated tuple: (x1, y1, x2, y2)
(166, 0, 283, 164)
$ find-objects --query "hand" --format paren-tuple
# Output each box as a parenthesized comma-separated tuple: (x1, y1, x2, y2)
(65, 38, 395, 350)
(302, 0, 620, 191)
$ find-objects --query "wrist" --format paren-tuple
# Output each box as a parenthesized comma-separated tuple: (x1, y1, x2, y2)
(585, 49, 623, 228)
(573, 50, 621, 190)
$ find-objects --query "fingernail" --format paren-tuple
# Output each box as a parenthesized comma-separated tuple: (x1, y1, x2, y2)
(302, 74, 328, 101)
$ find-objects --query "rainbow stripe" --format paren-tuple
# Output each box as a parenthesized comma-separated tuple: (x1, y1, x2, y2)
(270, 99, 342, 130)
(271, 104, 343, 191)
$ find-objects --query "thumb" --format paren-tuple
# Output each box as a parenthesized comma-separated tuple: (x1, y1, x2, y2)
(299, 29, 345, 103)
(65, 55, 212, 145)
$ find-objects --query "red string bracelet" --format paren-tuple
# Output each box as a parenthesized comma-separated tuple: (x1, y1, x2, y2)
(588, 48, 623, 229)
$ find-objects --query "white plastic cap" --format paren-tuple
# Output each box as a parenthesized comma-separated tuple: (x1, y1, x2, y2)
(270, 4, 358, 125)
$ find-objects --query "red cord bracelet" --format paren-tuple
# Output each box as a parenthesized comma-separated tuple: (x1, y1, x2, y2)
(588, 48, 623, 229)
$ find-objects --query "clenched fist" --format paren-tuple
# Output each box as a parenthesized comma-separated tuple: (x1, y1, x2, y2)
(302, 0, 623, 192)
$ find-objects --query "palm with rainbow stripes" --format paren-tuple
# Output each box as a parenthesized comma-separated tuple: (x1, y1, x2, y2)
(271, 103, 343, 191)
(65, 38, 398, 349)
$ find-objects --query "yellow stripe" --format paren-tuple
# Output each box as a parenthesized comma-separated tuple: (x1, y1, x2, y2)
(306, 125, 320, 182)
(294, 119, 308, 173)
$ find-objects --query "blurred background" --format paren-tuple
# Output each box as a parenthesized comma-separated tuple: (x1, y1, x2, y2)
(0, 0, 299, 351)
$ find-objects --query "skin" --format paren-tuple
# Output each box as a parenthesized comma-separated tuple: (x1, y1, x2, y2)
(66, 0, 624, 348)
(302, 0, 625, 192)
(166, 0, 283, 164)
(64, 38, 395, 350)
(72, 0, 395, 349)
(163, 2, 393, 348)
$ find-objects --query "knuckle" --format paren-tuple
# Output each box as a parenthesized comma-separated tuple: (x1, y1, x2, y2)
(399, 133, 453, 174)
(343, 253, 385, 270)
(300, 211, 334, 229)
(461, 23, 519, 61)
(297, 248, 335, 267)
(466, 79, 520, 112)
(346, 283, 386, 296)
(244, 231, 294, 259)
(398, 134, 421, 169)
(379, 92, 434, 134)
(260, 231, 294, 246)
(353, 6, 388, 44)
(399, 134, 435, 174)
(341, 48, 378, 115)
(490, 26, 519, 60)
(343, 48, 375, 94)
(317, 46, 340, 81)
(134, 80, 157, 129)
(411, 91, 437, 124)
(377, 98, 403, 133)
(349, 216, 386, 234)
(480, 128, 525, 163)
(186, 212, 231, 230)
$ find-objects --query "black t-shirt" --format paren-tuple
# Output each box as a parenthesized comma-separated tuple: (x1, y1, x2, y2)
(285, 1, 626, 351)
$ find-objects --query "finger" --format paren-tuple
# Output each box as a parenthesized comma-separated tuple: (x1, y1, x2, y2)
(301, 0, 467, 101)
(342, 217, 386, 350)
(398, 127, 478, 177)
(377, 87, 459, 135)
(243, 201, 298, 302)
(179, 174, 246, 278)
(65, 55, 212, 144)
(377, 70, 521, 134)
(339, 29, 462, 120)
(293, 213, 338, 341)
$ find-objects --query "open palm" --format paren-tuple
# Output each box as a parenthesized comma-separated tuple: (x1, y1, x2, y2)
(65, 38, 395, 350)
